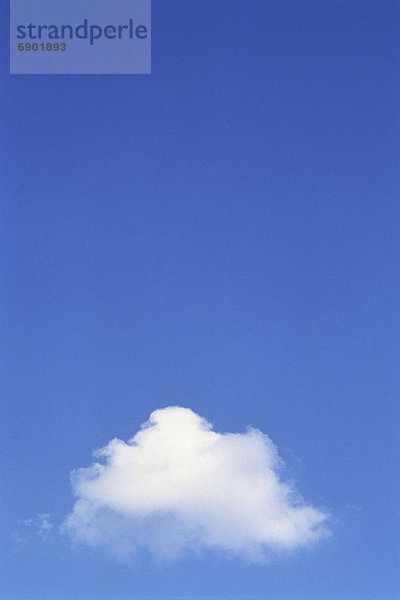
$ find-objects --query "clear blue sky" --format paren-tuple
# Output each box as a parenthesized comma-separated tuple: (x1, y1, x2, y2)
(1, 1, 399, 599)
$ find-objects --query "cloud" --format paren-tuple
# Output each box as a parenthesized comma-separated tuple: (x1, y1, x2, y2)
(63, 407, 329, 560)
(24, 513, 54, 539)
(13, 513, 54, 551)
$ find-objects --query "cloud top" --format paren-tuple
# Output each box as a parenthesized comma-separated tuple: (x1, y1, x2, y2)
(63, 407, 328, 560)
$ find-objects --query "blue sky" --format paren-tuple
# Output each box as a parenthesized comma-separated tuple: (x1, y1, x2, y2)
(1, 0, 399, 598)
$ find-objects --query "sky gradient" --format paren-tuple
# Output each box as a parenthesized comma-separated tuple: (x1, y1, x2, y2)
(1, 1, 399, 599)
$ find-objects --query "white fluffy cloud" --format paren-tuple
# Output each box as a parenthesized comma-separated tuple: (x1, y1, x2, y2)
(63, 407, 328, 560)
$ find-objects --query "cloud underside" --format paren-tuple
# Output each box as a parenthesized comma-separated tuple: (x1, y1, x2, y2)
(63, 407, 328, 560)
